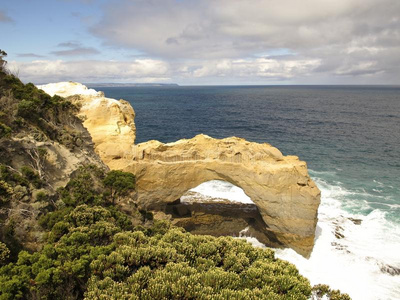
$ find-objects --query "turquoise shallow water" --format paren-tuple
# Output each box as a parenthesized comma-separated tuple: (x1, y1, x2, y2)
(96, 85, 400, 223)
(93, 85, 400, 299)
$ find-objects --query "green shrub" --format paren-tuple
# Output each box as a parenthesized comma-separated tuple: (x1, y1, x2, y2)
(0, 164, 349, 300)
(0, 165, 27, 187)
(21, 166, 42, 188)
(0, 242, 10, 263)
(312, 284, 351, 300)
(103, 170, 135, 203)
(0, 122, 12, 138)
(35, 191, 47, 202)
(17, 99, 38, 119)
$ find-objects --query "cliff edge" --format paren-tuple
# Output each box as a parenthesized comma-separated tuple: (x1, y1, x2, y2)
(38, 82, 136, 166)
(38, 82, 321, 257)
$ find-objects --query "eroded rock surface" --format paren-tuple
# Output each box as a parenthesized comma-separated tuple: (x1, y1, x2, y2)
(40, 83, 321, 257)
(37, 82, 136, 165)
(121, 134, 321, 257)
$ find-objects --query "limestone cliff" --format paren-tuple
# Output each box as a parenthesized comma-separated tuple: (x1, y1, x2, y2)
(39, 82, 321, 257)
(37, 82, 136, 165)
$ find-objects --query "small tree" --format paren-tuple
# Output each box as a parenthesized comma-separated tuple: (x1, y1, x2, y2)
(0, 242, 10, 264)
(0, 49, 7, 71)
(103, 170, 135, 203)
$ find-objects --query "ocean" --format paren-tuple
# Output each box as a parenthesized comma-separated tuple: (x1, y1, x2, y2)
(94, 85, 400, 300)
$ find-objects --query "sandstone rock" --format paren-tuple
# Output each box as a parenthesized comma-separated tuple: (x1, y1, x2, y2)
(120, 134, 321, 257)
(38, 83, 321, 257)
(37, 82, 136, 165)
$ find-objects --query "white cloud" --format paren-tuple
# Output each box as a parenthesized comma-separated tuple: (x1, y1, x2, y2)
(8, 56, 323, 84)
(84, 0, 400, 83)
(8, 0, 400, 85)
(190, 58, 320, 79)
(8, 59, 170, 83)
(91, 0, 400, 58)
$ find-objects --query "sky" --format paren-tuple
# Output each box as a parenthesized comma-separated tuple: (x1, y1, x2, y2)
(0, 0, 399, 85)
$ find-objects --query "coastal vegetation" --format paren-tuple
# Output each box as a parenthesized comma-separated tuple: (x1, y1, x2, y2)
(0, 50, 350, 299)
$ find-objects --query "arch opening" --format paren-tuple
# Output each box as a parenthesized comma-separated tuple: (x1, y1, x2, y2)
(165, 180, 280, 246)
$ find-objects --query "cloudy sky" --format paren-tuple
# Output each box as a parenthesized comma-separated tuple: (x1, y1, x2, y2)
(1, 0, 399, 85)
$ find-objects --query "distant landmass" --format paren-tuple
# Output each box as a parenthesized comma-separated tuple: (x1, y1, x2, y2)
(85, 82, 179, 87)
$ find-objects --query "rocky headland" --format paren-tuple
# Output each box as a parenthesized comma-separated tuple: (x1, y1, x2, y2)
(38, 82, 321, 257)
(0, 56, 351, 299)
(37, 82, 136, 166)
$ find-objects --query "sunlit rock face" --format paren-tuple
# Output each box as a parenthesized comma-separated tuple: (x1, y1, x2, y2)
(37, 82, 136, 165)
(122, 134, 321, 257)
(37, 82, 321, 257)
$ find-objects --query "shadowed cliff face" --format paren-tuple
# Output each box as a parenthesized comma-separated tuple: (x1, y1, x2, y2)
(40, 82, 321, 257)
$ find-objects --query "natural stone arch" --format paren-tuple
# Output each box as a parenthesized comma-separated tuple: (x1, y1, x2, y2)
(118, 134, 321, 257)
(38, 82, 321, 257)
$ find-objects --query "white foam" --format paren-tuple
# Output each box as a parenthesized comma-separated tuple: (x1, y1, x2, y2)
(185, 180, 254, 204)
(273, 177, 400, 300)
(181, 175, 400, 299)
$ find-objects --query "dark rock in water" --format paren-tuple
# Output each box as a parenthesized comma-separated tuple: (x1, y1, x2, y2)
(335, 232, 345, 239)
(334, 225, 345, 239)
(380, 264, 400, 276)
(331, 242, 351, 254)
(166, 195, 283, 249)
(348, 218, 362, 225)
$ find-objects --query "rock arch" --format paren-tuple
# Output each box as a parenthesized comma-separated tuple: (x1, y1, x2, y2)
(118, 134, 321, 257)
(38, 82, 321, 257)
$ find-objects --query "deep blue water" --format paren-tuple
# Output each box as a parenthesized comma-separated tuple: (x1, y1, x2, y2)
(95, 85, 400, 223)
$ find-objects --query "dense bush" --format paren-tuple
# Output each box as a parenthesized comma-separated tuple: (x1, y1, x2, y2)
(0, 60, 80, 148)
(0, 242, 10, 264)
(0, 163, 351, 299)
(86, 227, 313, 300)
(0, 211, 315, 300)
(0, 122, 11, 139)
(0, 164, 319, 300)
(103, 170, 136, 203)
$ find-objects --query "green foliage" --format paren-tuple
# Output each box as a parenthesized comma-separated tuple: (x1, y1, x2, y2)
(0, 161, 349, 300)
(139, 209, 154, 222)
(21, 166, 42, 188)
(0, 180, 13, 203)
(85, 228, 311, 300)
(0, 67, 79, 147)
(0, 49, 7, 72)
(103, 170, 135, 202)
(0, 165, 27, 187)
(59, 165, 105, 206)
(312, 284, 351, 300)
(0, 220, 23, 262)
(17, 100, 38, 119)
(0, 242, 10, 263)
(0, 122, 12, 138)
(35, 191, 47, 202)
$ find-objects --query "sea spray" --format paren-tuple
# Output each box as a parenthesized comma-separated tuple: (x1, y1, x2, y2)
(273, 174, 400, 300)
(188, 178, 400, 300)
